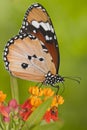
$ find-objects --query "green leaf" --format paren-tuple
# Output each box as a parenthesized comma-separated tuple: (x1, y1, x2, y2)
(25, 96, 53, 129)
(31, 120, 64, 130)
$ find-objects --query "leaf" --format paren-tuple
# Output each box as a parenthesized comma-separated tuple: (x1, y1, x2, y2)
(25, 97, 53, 129)
(31, 120, 64, 130)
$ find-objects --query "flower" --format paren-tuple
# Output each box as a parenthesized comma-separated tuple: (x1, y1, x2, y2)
(43, 88, 54, 97)
(43, 106, 58, 123)
(20, 99, 33, 121)
(8, 99, 18, 109)
(29, 86, 43, 96)
(3, 106, 10, 122)
(30, 96, 42, 110)
(3, 99, 19, 122)
(57, 95, 64, 105)
(0, 86, 64, 128)
(43, 94, 64, 123)
(27, 86, 64, 121)
(0, 91, 6, 103)
(50, 106, 58, 121)
(51, 95, 64, 107)
(0, 104, 8, 118)
(0, 91, 8, 118)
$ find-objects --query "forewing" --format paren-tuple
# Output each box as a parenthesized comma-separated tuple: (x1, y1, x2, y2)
(19, 3, 60, 73)
(4, 33, 56, 82)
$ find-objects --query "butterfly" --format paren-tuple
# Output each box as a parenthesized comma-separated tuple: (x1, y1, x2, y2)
(3, 3, 64, 87)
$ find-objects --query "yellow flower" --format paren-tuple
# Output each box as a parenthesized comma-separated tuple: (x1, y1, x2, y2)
(57, 95, 64, 105)
(30, 96, 42, 109)
(43, 88, 54, 97)
(0, 91, 6, 103)
(29, 86, 43, 96)
(51, 95, 64, 107)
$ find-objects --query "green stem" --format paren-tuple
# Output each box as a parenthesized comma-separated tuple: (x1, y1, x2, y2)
(10, 76, 19, 104)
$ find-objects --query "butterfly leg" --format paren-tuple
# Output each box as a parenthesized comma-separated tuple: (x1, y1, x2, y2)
(51, 85, 60, 95)
(55, 85, 60, 95)
(35, 83, 43, 94)
(36, 82, 42, 87)
(56, 83, 65, 95)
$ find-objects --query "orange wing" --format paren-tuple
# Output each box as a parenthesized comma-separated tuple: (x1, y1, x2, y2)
(4, 33, 56, 82)
(19, 3, 60, 73)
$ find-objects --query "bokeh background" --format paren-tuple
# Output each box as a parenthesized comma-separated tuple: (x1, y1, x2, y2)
(0, 0, 87, 129)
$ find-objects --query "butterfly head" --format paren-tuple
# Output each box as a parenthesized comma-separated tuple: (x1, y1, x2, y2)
(44, 71, 64, 86)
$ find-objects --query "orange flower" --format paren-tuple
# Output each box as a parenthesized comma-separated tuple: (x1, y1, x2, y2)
(30, 96, 42, 109)
(0, 90, 8, 118)
(51, 95, 64, 107)
(57, 95, 64, 105)
(29, 86, 43, 96)
(43, 88, 54, 97)
(0, 91, 6, 103)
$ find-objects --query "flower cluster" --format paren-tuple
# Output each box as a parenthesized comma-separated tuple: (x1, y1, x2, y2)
(0, 87, 64, 129)
(20, 86, 64, 122)
(0, 91, 23, 129)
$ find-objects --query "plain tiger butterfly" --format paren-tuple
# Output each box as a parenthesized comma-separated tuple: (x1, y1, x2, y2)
(4, 3, 64, 87)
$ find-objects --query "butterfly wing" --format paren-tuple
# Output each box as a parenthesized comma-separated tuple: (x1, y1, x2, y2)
(4, 33, 56, 82)
(19, 3, 60, 73)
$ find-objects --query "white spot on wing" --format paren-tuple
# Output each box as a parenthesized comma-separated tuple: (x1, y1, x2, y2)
(4, 52, 7, 56)
(40, 22, 50, 31)
(5, 48, 8, 52)
(20, 30, 23, 33)
(19, 35, 23, 39)
(54, 35, 56, 40)
(56, 44, 58, 47)
(37, 6, 42, 9)
(22, 26, 25, 29)
(49, 37, 52, 40)
(26, 22, 29, 26)
(10, 40, 13, 43)
(5, 62, 8, 66)
(50, 25, 54, 33)
(34, 3, 39, 7)
(23, 21, 25, 25)
(32, 21, 39, 28)
(45, 35, 52, 41)
(33, 30, 36, 33)
(46, 22, 51, 31)
(4, 57, 6, 61)
(7, 43, 10, 46)
(32, 21, 54, 33)
(45, 35, 50, 40)
(14, 36, 18, 40)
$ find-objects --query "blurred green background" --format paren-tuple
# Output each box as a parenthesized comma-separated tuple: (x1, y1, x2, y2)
(0, 0, 87, 129)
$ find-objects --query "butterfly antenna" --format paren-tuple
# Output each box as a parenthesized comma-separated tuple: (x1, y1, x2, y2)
(63, 76, 81, 84)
